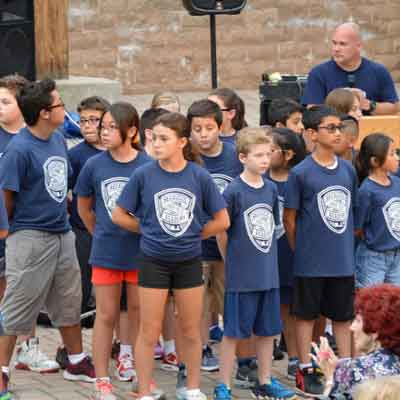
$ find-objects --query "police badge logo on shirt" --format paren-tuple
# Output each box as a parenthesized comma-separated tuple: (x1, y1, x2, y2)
(383, 197, 400, 242)
(43, 156, 68, 203)
(212, 173, 233, 194)
(317, 185, 351, 234)
(244, 203, 275, 253)
(154, 188, 196, 237)
(101, 177, 129, 218)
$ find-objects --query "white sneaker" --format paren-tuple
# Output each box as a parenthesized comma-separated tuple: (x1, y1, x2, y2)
(185, 390, 207, 400)
(115, 354, 136, 381)
(15, 337, 60, 373)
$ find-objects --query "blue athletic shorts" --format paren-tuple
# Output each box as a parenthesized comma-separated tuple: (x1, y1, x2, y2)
(223, 289, 282, 339)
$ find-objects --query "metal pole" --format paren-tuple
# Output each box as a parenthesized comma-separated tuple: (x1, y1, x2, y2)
(210, 14, 218, 89)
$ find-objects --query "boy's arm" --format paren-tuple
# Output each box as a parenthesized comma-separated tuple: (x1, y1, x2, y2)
(3, 190, 15, 219)
(77, 196, 96, 235)
(201, 208, 230, 240)
(283, 208, 297, 251)
(216, 232, 228, 261)
(111, 205, 140, 233)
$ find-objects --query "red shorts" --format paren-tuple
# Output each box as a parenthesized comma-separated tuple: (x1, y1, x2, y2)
(92, 266, 139, 285)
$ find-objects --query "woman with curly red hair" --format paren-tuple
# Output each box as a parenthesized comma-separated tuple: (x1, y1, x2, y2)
(311, 284, 400, 398)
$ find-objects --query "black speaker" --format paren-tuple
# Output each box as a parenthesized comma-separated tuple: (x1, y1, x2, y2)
(0, 0, 35, 81)
(259, 75, 307, 126)
(183, 0, 247, 15)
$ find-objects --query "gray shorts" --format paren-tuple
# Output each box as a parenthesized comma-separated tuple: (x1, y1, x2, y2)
(1, 230, 82, 336)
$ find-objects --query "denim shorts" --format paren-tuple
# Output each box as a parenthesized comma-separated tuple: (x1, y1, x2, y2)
(355, 241, 400, 288)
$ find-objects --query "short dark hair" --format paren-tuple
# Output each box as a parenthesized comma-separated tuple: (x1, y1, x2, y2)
(0, 74, 29, 96)
(77, 96, 110, 114)
(139, 108, 169, 145)
(267, 98, 303, 127)
(187, 99, 223, 128)
(16, 78, 56, 126)
(302, 105, 340, 130)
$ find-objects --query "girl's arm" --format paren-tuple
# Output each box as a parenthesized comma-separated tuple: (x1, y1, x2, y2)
(283, 208, 297, 251)
(111, 205, 140, 233)
(216, 232, 228, 261)
(201, 208, 230, 240)
(77, 196, 96, 235)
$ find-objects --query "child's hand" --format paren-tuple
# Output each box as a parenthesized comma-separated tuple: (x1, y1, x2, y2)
(310, 336, 338, 381)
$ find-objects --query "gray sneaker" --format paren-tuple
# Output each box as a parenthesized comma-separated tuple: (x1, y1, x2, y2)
(131, 378, 166, 400)
(176, 366, 187, 400)
(201, 346, 219, 372)
(233, 360, 258, 388)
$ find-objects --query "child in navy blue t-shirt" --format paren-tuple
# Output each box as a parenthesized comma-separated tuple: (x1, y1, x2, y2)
(187, 99, 242, 372)
(355, 133, 400, 287)
(268, 127, 306, 380)
(284, 106, 358, 396)
(75, 102, 150, 397)
(113, 112, 229, 400)
(214, 128, 295, 400)
(208, 88, 246, 145)
(68, 96, 109, 314)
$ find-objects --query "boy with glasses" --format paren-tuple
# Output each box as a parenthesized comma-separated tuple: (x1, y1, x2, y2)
(67, 96, 109, 317)
(0, 79, 95, 399)
(283, 106, 357, 397)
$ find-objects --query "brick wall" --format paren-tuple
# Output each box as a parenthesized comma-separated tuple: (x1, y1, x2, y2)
(68, 0, 400, 94)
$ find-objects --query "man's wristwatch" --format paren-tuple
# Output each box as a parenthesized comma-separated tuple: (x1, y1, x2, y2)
(367, 100, 377, 114)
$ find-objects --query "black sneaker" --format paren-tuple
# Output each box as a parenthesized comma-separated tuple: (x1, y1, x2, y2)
(233, 359, 258, 388)
(272, 339, 284, 361)
(295, 367, 324, 396)
(55, 346, 69, 370)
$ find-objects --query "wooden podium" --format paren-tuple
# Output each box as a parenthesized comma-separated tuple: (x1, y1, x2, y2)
(357, 115, 400, 148)
(34, 0, 69, 79)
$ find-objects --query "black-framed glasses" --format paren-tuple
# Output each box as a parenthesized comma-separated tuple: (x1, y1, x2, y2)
(219, 108, 231, 112)
(318, 124, 345, 134)
(46, 101, 65, 111)
(79, 117, 101, 126)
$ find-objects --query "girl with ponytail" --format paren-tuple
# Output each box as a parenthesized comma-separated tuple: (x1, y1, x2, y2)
(112, 112, 230, 400)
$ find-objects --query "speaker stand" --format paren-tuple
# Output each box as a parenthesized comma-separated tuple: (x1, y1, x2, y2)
(210, 14, 218, 89)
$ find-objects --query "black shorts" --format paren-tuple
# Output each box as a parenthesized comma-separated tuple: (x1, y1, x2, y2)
(138, 254, 203, 290)
(292, 276, 355, 322)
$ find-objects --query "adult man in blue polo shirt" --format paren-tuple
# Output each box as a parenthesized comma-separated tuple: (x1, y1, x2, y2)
(302, 23, 399, 115)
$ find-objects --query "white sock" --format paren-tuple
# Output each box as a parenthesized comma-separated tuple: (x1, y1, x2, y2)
(1, 366, 9, 375)
(68, 352, 86, 365)
(299, 362, 312, 370)
(325, 322, 333, 336)
(120, 344, 133, 359)
(186, 389, 200, 397)
(164, 340, 175, 355)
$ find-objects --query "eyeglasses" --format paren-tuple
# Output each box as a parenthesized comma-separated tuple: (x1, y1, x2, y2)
(100, 124, 119, 133)
(318, 124, 345, 134)
(219, 108, 231, 112)
(79, 117, 101, 126)
(46, 101, 65, 111)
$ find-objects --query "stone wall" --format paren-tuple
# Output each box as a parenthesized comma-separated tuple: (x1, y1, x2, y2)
(68, 0, 400, 94)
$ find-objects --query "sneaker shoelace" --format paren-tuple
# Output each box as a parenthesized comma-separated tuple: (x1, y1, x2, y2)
(28, 344, 51, 365)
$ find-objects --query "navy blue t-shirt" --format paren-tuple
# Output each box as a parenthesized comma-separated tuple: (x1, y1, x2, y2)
(219, 132, 237, 145)
(285, 156, 357, 277)
(268, 177, 294, 288)
(117, 160, 226, 262)
(355, 176, 400, 252)
(0, 127, 18, 256)
(223, 176, 280, 292)
(74, 151, 151, 271)
(201, 142, 242, 260)
(68, 141, 103, 230)
(302, 58, 399, 105)
(0, 127, 72, 233)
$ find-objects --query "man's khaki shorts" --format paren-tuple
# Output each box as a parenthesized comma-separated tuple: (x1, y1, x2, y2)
(202, 260, 225, 316)
(1, 230, 82, 336)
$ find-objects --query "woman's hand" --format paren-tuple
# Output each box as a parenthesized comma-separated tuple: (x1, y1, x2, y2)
(310, 336, 339, 382)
